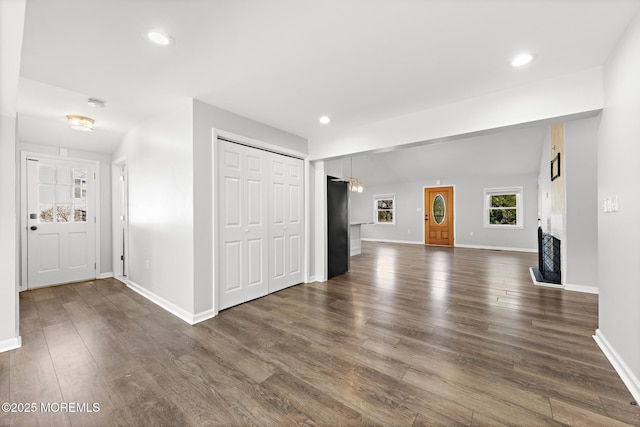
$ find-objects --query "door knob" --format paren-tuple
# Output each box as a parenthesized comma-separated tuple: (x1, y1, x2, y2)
(30, 226, 38, 231)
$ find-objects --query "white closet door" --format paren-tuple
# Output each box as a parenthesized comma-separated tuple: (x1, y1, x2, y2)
(218, 140, 269, 310)
(268, 153, 304, 293)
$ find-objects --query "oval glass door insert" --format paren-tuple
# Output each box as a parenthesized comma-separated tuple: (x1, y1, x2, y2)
(432, 194, 446, 224)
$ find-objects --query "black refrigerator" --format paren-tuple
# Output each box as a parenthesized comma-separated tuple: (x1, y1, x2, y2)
(327, 176, 349, 279)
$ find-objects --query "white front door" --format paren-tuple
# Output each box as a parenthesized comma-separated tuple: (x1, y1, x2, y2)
(268, 153, 304, 293)
(26, 156, 96, 288)
(218, 140, 269, 310)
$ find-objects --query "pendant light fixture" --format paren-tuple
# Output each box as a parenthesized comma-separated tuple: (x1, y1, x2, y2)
(348, 157, 364, 193)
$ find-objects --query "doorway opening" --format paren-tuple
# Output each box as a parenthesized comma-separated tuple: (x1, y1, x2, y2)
(21, 153, 99, 290)
(112, 159, 128, 283)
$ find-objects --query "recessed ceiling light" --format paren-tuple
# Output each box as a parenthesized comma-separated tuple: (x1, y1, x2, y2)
(511, 53, 533, 67)
(146, 29, 174, 46)
(319, 116, 331, 125)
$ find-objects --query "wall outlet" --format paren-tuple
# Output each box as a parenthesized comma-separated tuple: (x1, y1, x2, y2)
(603, 196, 619, 213)
(470, 231, 474, 237)
(145, 259, 150, 269)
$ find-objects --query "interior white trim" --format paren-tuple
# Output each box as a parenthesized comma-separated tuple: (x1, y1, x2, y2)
(0, 336, 21, 353)
(457, 243, 537, 253)
(564, 283, 599, 294)
(313, 160, 327, 283)
(594, 329, 640, 404)
(216, 129, 307, 159)
(127, 280, 208, 325)
(98, 272, 113, 279)
(361, 238, 423, 245)
(19, 151, 101, 290)
(111, 157, 128, 283)
(113, 275, 127, 285)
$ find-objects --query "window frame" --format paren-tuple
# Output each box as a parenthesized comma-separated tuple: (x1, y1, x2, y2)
(483, 187, 523, 229)
(373, 194, 396, 225)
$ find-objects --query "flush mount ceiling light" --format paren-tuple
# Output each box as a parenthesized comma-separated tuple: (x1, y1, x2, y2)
(87, 97, 105, 108)
(146, 29, 174, 46)
(511, 53, 533, 67)
(66, 115, 95, 132)
(319, 116, 331, 125)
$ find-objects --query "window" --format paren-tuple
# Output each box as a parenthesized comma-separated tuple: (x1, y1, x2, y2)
(484, 187, 523, 228)
(374, 194, 395, 224)
(38, 165, 88, 223)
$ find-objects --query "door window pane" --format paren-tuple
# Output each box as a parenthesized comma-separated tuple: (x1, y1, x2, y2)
(56, 166, 72, 185)
(432, 194, 446, 224)
(39, 165, 55, 184)
(56, 205, 72, 222)
(56, 186, 72, 204)
(39, 205, 54, 222)
(37, 166, 89, 223)
(39, 185, 55, 204)
(74, 205, 87, 222)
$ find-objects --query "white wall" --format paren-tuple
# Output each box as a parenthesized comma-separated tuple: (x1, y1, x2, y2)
(309, 67, 603, 160)
(0, 116, 20, 352)
(596, 9, 640, 401)
(17, 142, 112, 279)
(112, 99, 195, 316)
(564, 118, 599, 290)
(192, 100, 308, 315)
(0, 0, 26, 352)
(351, 173, 537, 251)
(537, 128, 555, 234)
(537, 118, 600, 291)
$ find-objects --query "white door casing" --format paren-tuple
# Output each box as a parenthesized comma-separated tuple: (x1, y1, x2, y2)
(26, 156, 96, 288)
(112, 159, 128, 281)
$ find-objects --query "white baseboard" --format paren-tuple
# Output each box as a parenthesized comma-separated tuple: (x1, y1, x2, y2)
(126, 280, 216, 325)
(594, 329, 640, 403)
(192, 309, 216, 324)
(361, 238, 423, 245)
(456, 243, 537, 253)
(564, 283, 599, 294)
(0, 336, 22, 353)
(98, 272, 113, 279)
(113, 275, 127, 285)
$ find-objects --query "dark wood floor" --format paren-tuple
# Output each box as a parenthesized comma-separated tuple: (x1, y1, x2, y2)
(2, 242, 639, 426)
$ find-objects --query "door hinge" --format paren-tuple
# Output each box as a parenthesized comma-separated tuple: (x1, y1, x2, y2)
(120, 255, 124, 261)
(94, 263, 96, 269)
(94, 172, 97, 179)
(94, 217, 96, 223)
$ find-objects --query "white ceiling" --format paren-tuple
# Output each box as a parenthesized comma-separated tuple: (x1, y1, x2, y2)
(17, 0, 640, 159)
